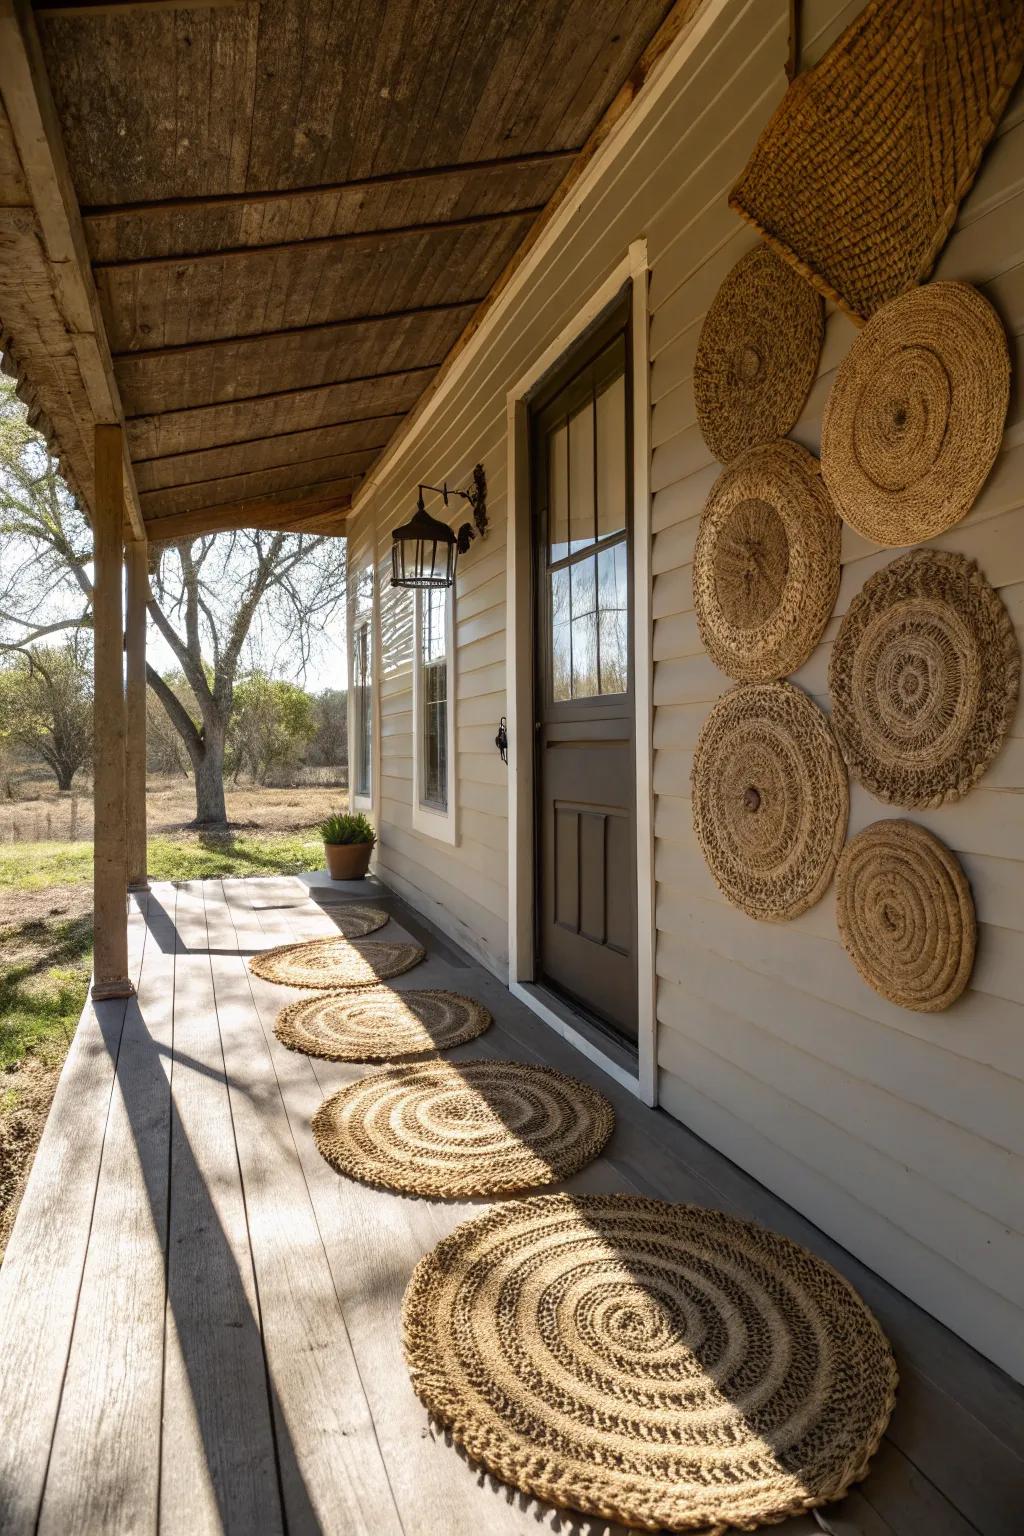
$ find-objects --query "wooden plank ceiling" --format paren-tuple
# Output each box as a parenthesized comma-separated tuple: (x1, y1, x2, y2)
(22, 0, 675, 540)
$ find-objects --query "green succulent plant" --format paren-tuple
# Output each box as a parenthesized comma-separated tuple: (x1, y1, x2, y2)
(317, 810, 377, 847)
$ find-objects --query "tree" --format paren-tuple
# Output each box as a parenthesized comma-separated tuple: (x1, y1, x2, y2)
(0, 373, 348, 825)
(308, 687, 348, 769)
(0, 640, 93, 790)
(227, 672, 316, 785)
(146, 673, 193, 777)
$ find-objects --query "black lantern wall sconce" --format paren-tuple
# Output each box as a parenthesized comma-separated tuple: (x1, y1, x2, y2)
(390, 464, 487, 590)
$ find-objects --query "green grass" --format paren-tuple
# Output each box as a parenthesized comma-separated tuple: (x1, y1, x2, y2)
(0, 831, 325, 891)
(0, 914, 93, 1070)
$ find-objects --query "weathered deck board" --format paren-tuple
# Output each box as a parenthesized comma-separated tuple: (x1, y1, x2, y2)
(0, 874, 1019, 1535)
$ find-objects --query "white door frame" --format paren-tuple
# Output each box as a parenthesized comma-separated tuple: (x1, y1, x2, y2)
(505, 240, 657, 1106)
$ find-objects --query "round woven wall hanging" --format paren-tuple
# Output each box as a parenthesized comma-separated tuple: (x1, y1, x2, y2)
(694, 244, 823, 465)
(836, 821, 976, 1013)
(312, 1060, 613, 1197)
(692, 682, 848, 920)
(403, 1193, 898, 1533)
(275, 988, 492, 1062)
(820, 282, 1009, 545)
(693, 440, 841, 681)
(250, 935, 424, 989)
(828, 549, 1020, 807)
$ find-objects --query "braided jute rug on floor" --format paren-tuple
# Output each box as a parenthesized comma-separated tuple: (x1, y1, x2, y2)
(312, 1060, 614, 1197)
(403, 1194, 898, 1533)
(275, 987, 492, 1061)
(250, 933, 424, 990)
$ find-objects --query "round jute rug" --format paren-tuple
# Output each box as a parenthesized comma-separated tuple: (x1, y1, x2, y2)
(821, 282, 1009, 545)
(692, 682, 848, 920)
(249, 935, 424, 989)
(836, 820, 976, 1013)
(694, 244, 823, 465)
(829, 549, 1020, 807)
(402, 1193, 898, 1533)
(693, 440, 841, 682)
(275, 987, 492, 1061)
(312, 1060, 614, 1197)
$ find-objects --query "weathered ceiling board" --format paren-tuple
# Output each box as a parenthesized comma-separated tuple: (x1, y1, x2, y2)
(0, 0, 678, 536)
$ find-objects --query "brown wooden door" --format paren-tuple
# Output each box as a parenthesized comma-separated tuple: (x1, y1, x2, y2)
(531, 299, 637, 1043)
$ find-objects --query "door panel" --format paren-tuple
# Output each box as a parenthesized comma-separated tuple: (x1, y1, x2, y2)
(531, 295, 638, 1043)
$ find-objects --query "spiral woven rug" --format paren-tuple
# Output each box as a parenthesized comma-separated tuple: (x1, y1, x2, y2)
(828, 550, 1020, 807)
(403, 1193, 898, 1533)
(729, 0, 1024, 321)
(693, 441, 841, 682)
(275, 987, 492, 1061)
(836, 821, 976, 1013)
(312, 1060, 614, 1197)
(249, 935, 424, 989)
(820, 282, 1009, 545)
(693, 244, 823, 465)
(692, 682, 848, 921)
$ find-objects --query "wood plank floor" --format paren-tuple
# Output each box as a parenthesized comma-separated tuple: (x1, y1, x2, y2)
(0, 874, 1020, 1535)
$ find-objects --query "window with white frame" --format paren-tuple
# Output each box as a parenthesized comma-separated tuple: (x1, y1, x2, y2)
(351, 567, 374, 804)
(412, 583, 456, 841)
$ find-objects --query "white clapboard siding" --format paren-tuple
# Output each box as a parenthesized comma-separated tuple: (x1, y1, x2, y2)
(344, 0, 1024, 1379)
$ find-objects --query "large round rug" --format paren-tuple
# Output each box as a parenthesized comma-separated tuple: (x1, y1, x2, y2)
(250, 935, 424, 989)
(275, 988, 492, 1061)
(691, 682, 848, 920)
(693, 440, 841, 681)
(312, 1060, 614, 1197)
(828, 549, 1020, 806)
(402, 1193, 898, 1532)
(836, 820, 976, 1013)
(820, 282, 1009, 545)
(694, 244, 823, 465)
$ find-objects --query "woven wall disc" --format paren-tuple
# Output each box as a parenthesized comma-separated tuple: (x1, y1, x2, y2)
(694, 244, 823, 464)
(828, 550, 1020, 807)
(403, 1193, 898, 1532)
(312, 1061, 613, 1197)
(250, 936, 424, 989)
(693, 440, 841, 681)
(836, 821, 976, 1012)
(275, 988, 492, 1062)
(692, 682, 848, 920)
(821, 283, 1009, 545)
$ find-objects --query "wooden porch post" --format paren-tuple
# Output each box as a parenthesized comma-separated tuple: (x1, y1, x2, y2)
(125, 535, 149, 891)
(91, 424, 133, 1000)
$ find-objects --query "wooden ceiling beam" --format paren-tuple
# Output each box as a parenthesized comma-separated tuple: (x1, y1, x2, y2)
(80, 148, 580, 223)
(123, 365, 438, 425)
(132, 409, 406, 464)
(0, 0, 144, 536)
(110, 298, 483, 363)
(138, 443, 384, 499)
(92, 204, 544, 272)
(35, 1, 245, 17)
(145, 482, 354, 543)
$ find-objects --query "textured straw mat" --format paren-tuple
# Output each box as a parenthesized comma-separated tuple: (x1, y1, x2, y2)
(250, 935, 424, 989)
(275, 987, 492, 1062)
(729, 0, 1024, 321)
(836, 820, 976, 1013)
(829, 550, 1020, 807)
(403, 1193, 898, 1534)
(693, 244, 823, 464)
(820, 283, 1009, 545)
(692, 682, 848, 921)
(693, 440, 841, 682)
(312, 1060, 613, 1197)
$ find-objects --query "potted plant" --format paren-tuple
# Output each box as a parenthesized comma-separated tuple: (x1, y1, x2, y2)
(317, 810, 377, 881)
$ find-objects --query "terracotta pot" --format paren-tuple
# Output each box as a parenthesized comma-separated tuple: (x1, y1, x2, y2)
(323, 840, 373, 880)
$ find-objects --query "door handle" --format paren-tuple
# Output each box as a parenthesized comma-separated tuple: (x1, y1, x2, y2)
(495, 716, 508, 764)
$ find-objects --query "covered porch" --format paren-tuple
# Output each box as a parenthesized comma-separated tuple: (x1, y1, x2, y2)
(0, 872, 1019, 1535)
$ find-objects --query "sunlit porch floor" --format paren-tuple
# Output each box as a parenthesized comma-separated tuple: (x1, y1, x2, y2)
(0, 874, 1019, 1536)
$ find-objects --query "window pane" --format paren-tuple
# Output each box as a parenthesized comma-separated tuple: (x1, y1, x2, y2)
(354, 622, 371, 796)
(548, 422, 569, 561)
(597, 541, 628, 694)
(422, 587, 446, 664)
(571, 613, 598, 699)
(550, 567, 571, 701)
(596, 372, 626, 539)
(422, 660, 447, 809)
(568, 401, 595, 554)
(570, 553, 596, 624)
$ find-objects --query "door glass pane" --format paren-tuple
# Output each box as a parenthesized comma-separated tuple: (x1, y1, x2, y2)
(596, 372, 626, 539)
(597, 541, 628, 694)
(548, 422, 569, 561)
(550, 567, 571, 701)
(568, 401, 595, 554)
(570, 554, 598, 698)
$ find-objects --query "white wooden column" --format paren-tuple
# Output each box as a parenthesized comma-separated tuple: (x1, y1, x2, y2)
(91, 424, 133, 999)
(125, 535, 149, 891)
